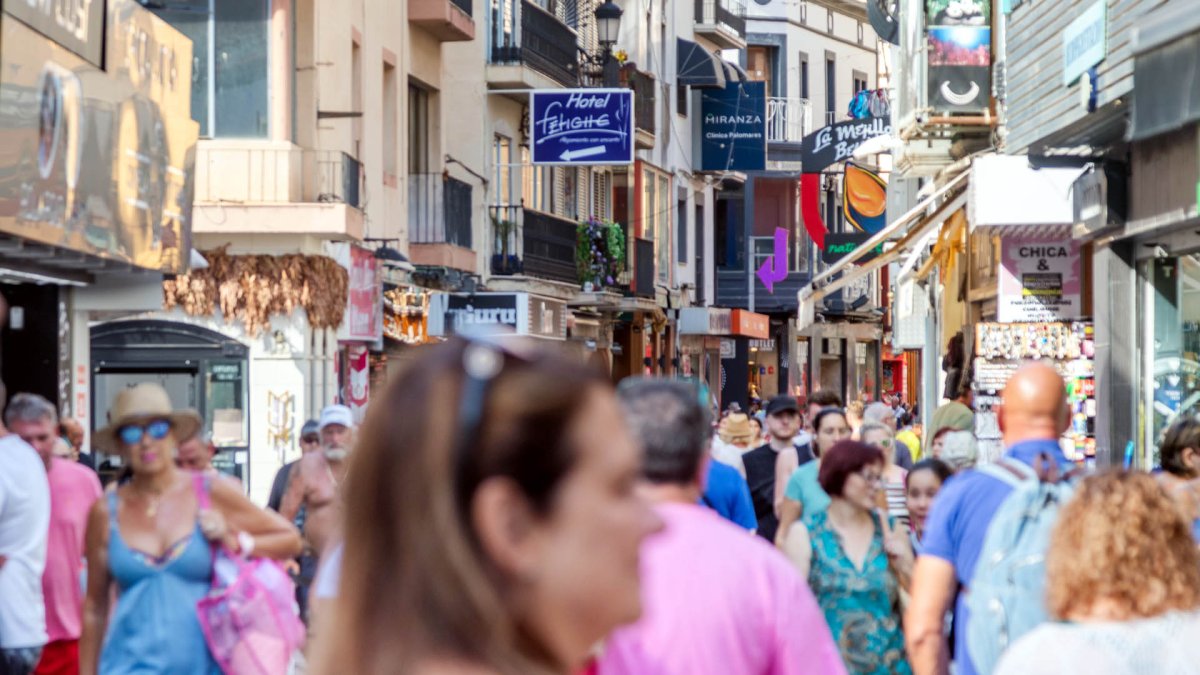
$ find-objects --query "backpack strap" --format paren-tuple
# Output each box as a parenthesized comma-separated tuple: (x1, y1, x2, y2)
(978, 459, 1037, 489)
(192, 471, 211, 510)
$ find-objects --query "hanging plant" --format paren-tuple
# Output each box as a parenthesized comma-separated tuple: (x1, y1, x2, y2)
(163, 244, 349, 336)
(576, 217, 626, 289)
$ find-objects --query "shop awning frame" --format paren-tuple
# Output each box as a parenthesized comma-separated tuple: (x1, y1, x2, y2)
(677, 38, 727, 89)
(800, 169, 971, 307)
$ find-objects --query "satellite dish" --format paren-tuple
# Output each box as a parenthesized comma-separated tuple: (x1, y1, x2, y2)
(868, 0, 899, 45)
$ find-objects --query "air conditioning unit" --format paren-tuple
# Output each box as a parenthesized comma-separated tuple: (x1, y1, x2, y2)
(894, 138, 955, 177)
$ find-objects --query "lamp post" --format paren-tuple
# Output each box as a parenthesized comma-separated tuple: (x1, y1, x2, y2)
(592, 0, 623, 87)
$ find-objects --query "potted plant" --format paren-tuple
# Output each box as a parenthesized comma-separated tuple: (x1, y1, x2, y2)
(491, 216, 522, 275)
(576, 217, 626, 291)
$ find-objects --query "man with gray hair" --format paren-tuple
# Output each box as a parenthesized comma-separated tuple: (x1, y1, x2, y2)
(597, 380, 845, 675)
(5, 393, 100, 675)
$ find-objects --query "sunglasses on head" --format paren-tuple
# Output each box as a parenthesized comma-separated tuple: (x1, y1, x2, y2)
(118, 419, 172, 446)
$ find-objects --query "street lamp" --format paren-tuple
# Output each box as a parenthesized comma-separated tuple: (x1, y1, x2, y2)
(595, 0, 623, 50)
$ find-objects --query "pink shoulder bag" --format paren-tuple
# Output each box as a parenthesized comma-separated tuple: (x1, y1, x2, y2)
(193, 473, 306, 674)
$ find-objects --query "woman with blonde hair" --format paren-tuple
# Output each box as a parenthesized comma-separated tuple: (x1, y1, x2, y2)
(308, 335, 661, 675)
(996, 471, 1200, 674)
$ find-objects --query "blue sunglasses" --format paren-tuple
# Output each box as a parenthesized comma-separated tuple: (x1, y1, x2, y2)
(118, 419, 172, 445)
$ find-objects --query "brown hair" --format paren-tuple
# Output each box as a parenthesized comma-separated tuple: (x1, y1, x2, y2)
(310, 339, 607, 675)
(818, 440, 885, 497)
(1046, 471, 1200, 621)
(808, 389, 843, 408)
(1160, 417, 1200, 478)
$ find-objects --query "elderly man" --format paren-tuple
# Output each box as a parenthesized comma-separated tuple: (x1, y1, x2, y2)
(864, 401, 913, 470)
(598, 380, 844, 675)
(906, 363, 1073, 675)
(268, 419, 320, 512)
(281, 405, 354, 558)
(6, 393, 100, 675)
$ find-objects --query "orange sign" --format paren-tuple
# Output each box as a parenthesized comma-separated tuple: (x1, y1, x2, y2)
(731, 310, 770, 339)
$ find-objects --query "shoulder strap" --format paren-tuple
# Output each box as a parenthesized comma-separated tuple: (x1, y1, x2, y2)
(192, 471, 211, 510)
(977, 459, 1036, 489)
(106, 489, 119, 527)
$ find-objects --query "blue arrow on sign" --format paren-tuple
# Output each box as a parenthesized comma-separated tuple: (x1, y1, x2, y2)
(530, 89, 634, 166)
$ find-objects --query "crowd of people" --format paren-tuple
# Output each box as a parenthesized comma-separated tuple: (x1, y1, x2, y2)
(4, 334, 1200, 675)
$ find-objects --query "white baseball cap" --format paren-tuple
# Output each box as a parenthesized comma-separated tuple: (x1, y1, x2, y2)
(318, 404, 354, 431)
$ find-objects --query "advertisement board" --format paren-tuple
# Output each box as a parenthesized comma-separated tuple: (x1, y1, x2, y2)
(530, 89, 634, 165)
(428, 293, 568, 339)
(700, 81, 766, 172)
(0, 1, 199, 273)
(998, 237, 1082, 322)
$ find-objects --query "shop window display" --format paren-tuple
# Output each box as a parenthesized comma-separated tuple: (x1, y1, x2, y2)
(1143, 254, 1200, 465)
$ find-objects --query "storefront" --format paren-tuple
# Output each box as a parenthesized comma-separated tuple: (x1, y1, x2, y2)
(678, 307, 770, 410)
(0, 0, 198, 452)
(428, 292, 569, 340)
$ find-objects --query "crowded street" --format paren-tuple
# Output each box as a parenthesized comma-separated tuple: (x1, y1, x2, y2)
(1, 0, 1199, 673)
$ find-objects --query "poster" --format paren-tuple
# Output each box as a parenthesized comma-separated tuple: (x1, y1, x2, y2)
(998, 237, 1082, 322)
(925, 1, 992, 113)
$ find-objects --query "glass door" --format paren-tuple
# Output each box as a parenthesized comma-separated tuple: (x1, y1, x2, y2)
(1140, 253, 1200, 468)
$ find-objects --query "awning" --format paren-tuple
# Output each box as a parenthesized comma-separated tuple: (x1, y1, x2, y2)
(677, 38, 727, 89)
(722, 59, 748, 83)
(798, 170, 970, 326)
(1131, 0, 1200, 141)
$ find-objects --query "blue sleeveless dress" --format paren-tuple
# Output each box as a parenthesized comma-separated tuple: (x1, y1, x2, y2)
(99, 490, 220, 674)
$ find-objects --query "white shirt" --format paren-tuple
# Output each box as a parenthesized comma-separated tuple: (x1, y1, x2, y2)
(710, 439, 747, 478)
(0, 434, 50, 649)
(995, 611, 1200, 675)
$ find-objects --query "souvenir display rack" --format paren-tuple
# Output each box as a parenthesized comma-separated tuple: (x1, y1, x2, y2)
(973, 321, 1096, 464)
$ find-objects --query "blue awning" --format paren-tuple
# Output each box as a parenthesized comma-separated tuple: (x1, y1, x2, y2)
(677, 38, 727, 89)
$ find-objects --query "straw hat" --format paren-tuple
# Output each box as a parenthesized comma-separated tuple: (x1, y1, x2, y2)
(93, 383, 202, 453)
(719, 413, 757, 447)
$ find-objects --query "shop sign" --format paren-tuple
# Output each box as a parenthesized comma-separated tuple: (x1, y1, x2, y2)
(822, 232, 884, 265)
(0, 2, 198, 274)
(700, 81, 767, 172)
(799, 117, 891, 174)
(679, 307, 733, 335)
(5, 0, 105, 67)
(1062, 0, 1107, 86)
(925, 1, 992, 113)
(429, 293, 568, 339)
(530, 89, 634, 165)
(749, 339, 776, 351)
(335, 245, 383, 343)
(998, 237, 1083, 322)
(345, 344, 369, 424)
(731, 309, 770, 339)
(719, 339, 736, 359)
(1072, 166, 1121, 239)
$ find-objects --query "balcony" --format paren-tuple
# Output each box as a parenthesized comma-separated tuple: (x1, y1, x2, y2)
(488, 1, 579, 93)
(694, 0, 746, 50)
(633, 237, 655, 297)
(489, 205, 578, 285)
(409, 174, 476, 272)
(409, 0, 475, 41)
(767, 98, 812, 144)
(631, 71, 656, 149)
(192, 141, 364, 239)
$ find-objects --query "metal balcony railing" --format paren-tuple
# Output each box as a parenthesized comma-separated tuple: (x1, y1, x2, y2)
(409, 174, 473, 248)
(490, 0, 579, 87)
(488, 204, 578, 284)
(767, 97, 813, 143)
(634, 237, 655, 297)
(195, 145, 362, 209)
(694, 0, 745, 37)
(632, 71, 657, 136)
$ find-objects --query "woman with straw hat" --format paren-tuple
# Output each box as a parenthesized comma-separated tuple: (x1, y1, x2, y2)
(79, 383, 302, 675)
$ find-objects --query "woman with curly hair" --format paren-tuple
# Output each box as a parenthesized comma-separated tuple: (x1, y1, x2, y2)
(995, 471, 1200, 674)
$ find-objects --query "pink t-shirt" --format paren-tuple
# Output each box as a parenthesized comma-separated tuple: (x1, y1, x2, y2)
(42, 458, 101, 642)
(597, 502, 847, 675)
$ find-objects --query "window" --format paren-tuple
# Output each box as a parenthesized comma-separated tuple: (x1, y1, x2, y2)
(799, 52, 810, 99)
(715, 198, 744, 271)
(677, 83, 689, 118)
(825, 54, 837, 123)
(352, 40, 363, 156)
(657, 175, 670, 282)
(747, 47, 773, 96)
(521, 147, 554, 213)
(383, 64, 398, 176)
(149, 0, 270, 138)
(853, 70, 869, 95)
(409, 83, 429, 174)
(206, 362, 247, 447)
(677, 193, 688, 264)
(494, 135, 512, 204)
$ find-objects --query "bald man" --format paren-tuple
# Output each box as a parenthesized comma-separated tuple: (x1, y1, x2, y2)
(905, 363, 1072, 675)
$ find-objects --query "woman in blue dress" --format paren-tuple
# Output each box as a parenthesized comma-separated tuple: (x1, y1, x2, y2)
(79, 384, 302, 675)
(782, 440, 913, 675)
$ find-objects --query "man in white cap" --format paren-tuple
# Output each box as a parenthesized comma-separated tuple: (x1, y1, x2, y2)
(281, 405, 354, 559)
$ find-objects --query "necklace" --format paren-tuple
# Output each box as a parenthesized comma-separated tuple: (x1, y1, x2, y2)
(130, 483, 167, 518)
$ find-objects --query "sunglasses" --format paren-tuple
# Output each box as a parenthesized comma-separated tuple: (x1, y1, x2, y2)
(118, 419, 172, 446)
(453, 333, 535, 499)
(301, 434, 320, 444)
